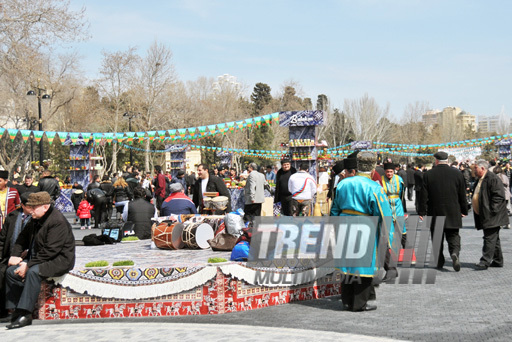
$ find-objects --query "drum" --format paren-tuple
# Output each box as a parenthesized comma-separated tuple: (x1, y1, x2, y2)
(203, 197, 213, 209)
(152, 222, 184, 250)
(211, 196, 229, 210)
(182, 222, 214, 249)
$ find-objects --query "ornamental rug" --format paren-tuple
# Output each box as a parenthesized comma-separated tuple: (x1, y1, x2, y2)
(49, 240, 336, 300)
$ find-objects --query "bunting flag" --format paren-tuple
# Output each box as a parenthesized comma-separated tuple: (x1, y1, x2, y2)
(57, 132, 68, 144)
(20, 129, 31, 143)
(227, 122, 235, 132)
(197, 126, 206, 137)
(7, 129, 18, 142)
(81, 133, 91, 144)
(136, 132, 145, 143)
(93, 133, 103, 144)
(125, 132, 135, 144)
(244, 118, 253, 129)
(217, 124, 227, 134)
(187, 127, 197, 139)
(157, 130, 167, 141)
(147, 131, 156, 142)
(45, 131, 57, 145)
(0, 128, 4, 138)
(168, 129, 176, 140)
(178, 128, 187, 139)
(235, 120, 244, 131)
(207, 125, 216, 135)
(32, 130, 45, 144)
(70, 132, 80, 144)
(263, 114, 272, 126)
(271, 112, 279, 122)
(103, 133, 114, 145)
(115, 132, 125, 143)
(254, 117, 262, 127)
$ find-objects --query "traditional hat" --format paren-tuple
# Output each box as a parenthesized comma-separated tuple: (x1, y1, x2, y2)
(383, 162, 395, 170)
(169, 182, 184, 193)
(434, 151, 448, 161)
(357, 151, 377, 172)
(0, 170, 8, 180)
(26, 192, 51, 206)
(344, 158, 358, 170)
(332, 161, 344, 175)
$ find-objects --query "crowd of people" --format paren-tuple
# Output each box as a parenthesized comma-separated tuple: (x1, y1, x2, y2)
(0, 151, 510, 326)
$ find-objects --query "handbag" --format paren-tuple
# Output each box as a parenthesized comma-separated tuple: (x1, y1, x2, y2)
(207, 232, 238, 251)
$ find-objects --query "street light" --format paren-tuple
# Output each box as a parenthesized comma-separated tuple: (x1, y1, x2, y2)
(123, 110, 139, 166)
(27, 84, 51, 165)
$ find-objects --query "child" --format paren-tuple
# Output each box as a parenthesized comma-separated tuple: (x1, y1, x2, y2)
(71, 187, 84, 224)
(77, 197, 94, 229)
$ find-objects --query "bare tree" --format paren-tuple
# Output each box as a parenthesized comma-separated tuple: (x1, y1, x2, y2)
(131, 41, 176, 171)
(343, 93, 391, 142)
(96, 47, 139, 174)
(0, 0, 88, 172)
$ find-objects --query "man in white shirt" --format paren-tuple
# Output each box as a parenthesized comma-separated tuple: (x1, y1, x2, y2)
(288, 163, 317, 216)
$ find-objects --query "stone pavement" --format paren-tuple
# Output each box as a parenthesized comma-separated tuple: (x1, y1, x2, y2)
(2, 199, 512, 341)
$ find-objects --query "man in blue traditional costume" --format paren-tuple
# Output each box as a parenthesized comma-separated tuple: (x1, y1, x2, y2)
(381, 162, 406, 245)
(330, 151, 396, 312)
(380, 162, 407, 281)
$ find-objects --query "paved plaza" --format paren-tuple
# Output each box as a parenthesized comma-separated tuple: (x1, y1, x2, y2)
(1, 199, 512, 341)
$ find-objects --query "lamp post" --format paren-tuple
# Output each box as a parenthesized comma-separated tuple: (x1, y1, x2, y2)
(23, 116, 38, 162)
(27, 85, 51, 166)
(123, 111, 138, 166)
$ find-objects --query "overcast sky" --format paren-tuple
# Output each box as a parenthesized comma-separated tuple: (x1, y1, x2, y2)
(68, 0, 512, 121)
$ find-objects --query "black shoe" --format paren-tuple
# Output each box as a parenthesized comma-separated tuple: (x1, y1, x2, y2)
(475, 262, 488, 270)
(353, 304, 377, 312)
(436, 264, 444, 270)
(490, 262, 503, 268)
(0, 313, 11, 323)
(342, 304, 353, 311)
(451, 254, 461, 272)
(382, 269, 398, 283)
(6, 314, 32, 329)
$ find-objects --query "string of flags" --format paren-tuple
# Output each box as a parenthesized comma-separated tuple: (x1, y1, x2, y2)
(1, 112, 280, 146)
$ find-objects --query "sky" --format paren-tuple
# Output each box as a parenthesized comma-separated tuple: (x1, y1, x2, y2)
(67, 0, 512, 120)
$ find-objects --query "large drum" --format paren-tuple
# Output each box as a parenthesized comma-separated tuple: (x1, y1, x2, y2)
(152, 222, 184, 250)
(211, 196, 229, 210)
(182, 222, 214, 249)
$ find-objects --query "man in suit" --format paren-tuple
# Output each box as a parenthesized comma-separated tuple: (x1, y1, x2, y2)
(413, 164, 424, 214)
(192, 164, 231, 214)
(0, 193, 31, 321)
(418, 151, 468, 272)
(5, 192, 75, 329)
(472, 160, 509, 270)
(244, 163, 266, 222)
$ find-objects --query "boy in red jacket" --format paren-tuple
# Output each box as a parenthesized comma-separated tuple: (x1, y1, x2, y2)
(77, 197, 94, 229)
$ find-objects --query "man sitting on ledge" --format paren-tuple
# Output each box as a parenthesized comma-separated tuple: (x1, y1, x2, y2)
(5, 191, 75, 329)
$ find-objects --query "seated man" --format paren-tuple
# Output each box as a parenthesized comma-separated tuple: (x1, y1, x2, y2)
(160, 183, 197, 216)
(122, 186, 156, 240)
(5, 192, 75, 329)
(0, 193, 31, 321)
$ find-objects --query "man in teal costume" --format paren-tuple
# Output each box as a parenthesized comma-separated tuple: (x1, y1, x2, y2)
(330, 152, 396, 312)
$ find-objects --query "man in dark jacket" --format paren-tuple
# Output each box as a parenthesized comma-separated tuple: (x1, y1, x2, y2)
(5, 192, 75, 329)
(406, 163, 415, 201)
(274, 159, 296, 216)
(171, 170, 188, 196)
(472, 160, 509, 270)
(153, 165, 167, 211)
(37, 170, 61, 201)
(86, 175, 101, 192)
(16, 175, 38, 198)
(327, 161, 344, 203)
(413, 164, 424, 214)
(99, 175, 114, 222)
(123, 186, 156, 239)
(0, 193, 31, 320)
(192, 164, 231, 214)
(419, 152, 468, 272)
